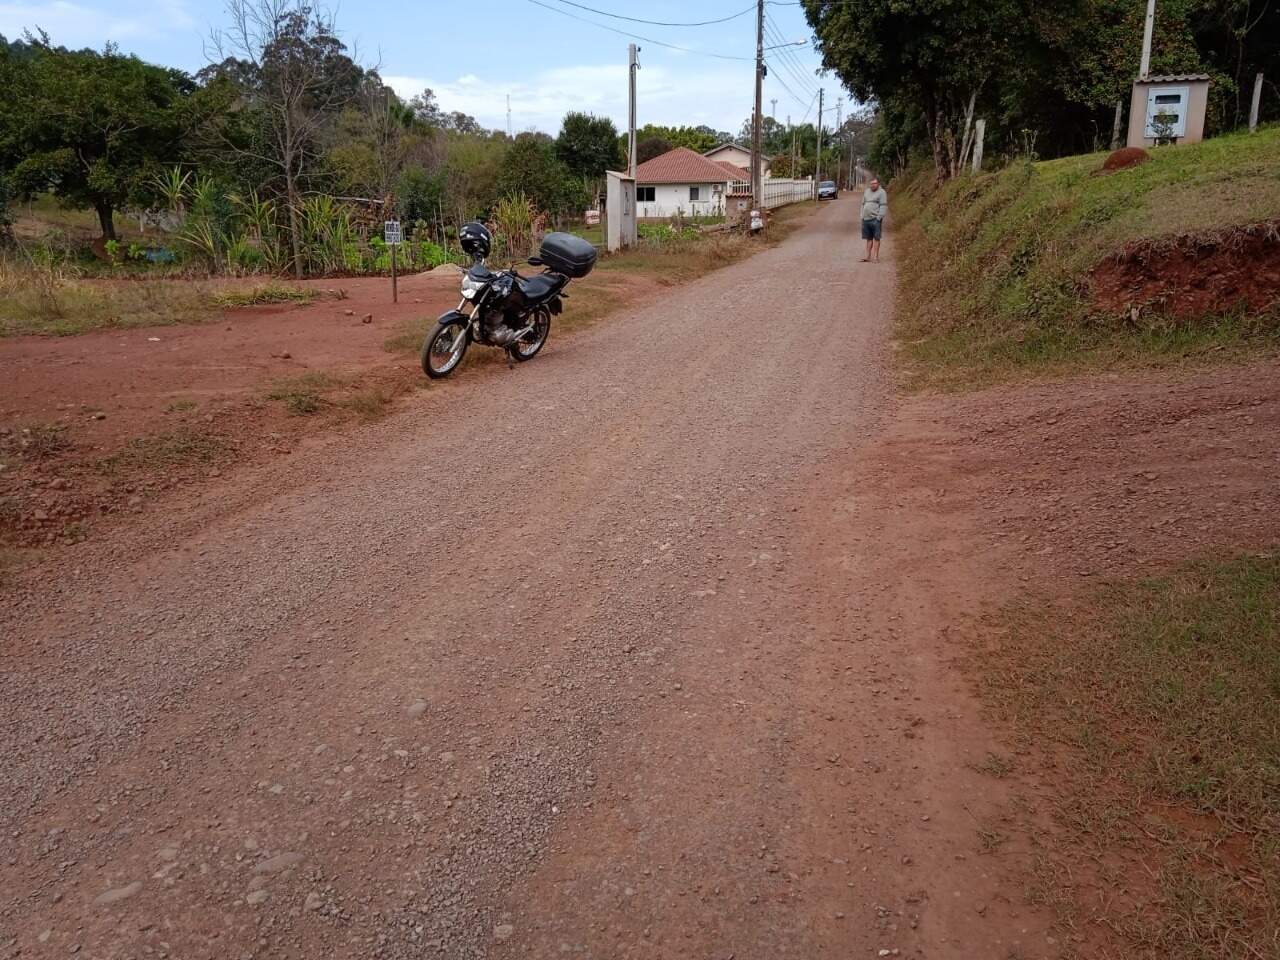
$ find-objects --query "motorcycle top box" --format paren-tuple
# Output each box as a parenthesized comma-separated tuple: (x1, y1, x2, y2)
(538, 232, 597, 279)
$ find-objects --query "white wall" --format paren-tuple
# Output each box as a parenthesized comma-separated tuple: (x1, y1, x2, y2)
(636, 183, 726, 219)
(708, 146, 771, 179)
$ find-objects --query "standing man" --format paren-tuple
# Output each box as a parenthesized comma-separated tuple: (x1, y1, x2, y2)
(860, 176, 888, 262)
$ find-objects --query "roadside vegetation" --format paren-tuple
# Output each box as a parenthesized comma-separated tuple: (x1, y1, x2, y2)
(979, 552, 1279, 959)
(891, 127, 1280, 389)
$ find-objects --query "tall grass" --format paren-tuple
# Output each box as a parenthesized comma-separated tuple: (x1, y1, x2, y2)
(893, 127, 1280, 388)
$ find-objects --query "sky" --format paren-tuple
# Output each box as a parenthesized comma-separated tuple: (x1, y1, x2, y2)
(0, 0, 848, 136)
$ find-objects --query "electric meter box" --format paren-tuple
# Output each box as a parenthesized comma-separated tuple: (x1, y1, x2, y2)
(1127, 74, 1211, 149)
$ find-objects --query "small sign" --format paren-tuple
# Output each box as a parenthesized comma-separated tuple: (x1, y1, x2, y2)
(383, 220, 402, 245)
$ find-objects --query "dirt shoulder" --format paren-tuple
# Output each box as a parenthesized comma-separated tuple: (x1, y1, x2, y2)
(847, 355, 1280, 956)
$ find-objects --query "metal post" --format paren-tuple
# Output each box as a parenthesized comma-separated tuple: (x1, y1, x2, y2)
(391, 242, 398, 303)
(1250, 72, 1264, 132)
(1111, 100, 1124, 150)
(627, 44, 639, 178)
(972, 118, 985, 172)
(1139, 0, 1156, 79)
(751, 0, 764, 211)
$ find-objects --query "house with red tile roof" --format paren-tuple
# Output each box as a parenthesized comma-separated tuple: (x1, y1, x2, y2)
(633, 147, 749, 218)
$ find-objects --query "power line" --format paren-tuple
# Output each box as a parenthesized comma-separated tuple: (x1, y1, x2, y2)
(543, 0, 756, 27)
(765, 62, 815, 112)
(763, 14, 818, 84)
(524, 0, 754, 59)
(765, 18, 816, 78)
(763, 18, 818, 97)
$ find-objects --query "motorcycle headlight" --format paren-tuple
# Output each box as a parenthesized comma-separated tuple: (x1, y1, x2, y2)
(460, 277, 485, 300)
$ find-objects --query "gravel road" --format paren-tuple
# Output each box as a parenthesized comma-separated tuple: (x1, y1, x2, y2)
(1, 200, 1054, 959)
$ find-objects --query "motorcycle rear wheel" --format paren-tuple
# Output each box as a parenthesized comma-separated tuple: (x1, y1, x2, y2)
(510, 307, 550, 363)
(422, 320, 469, 379)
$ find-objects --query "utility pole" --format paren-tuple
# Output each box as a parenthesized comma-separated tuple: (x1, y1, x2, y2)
(1111, 100, 1123, 149)
(815, 87, 824, 188)
(1139, 0, 1156, 79)
(835, 98, 843, 187)
(751, 0, 765, 211)
(783, 114, 793, 180)
(627, 44, 640, 177)
(506, 94, 512, 138)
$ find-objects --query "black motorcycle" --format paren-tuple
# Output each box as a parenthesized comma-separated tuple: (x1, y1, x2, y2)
(421, 222, 598, 379)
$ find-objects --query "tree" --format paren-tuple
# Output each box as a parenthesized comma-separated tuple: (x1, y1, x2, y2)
(621, 124, 722, 159)
(208, 0, 366, 276)
(498, 134, 584, 220)
(555, 111, 623, 180)
(408, 87, 446, 127)
(637, 136, 673, 163)
(5, 39, 196, 239)
(803, 0, 1038, 180)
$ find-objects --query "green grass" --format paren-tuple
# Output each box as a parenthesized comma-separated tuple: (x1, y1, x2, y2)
(895, 127, 1280, 389)
(210, 283, 317, 308)
(982, 552, 1280, 958)
(266, 371, 342, 415)
(96, 429, 228, 475)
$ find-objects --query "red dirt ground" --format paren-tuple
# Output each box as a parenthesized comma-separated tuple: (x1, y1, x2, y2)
(0, 267, 659, 557)
(2, 271, 459, 451)
(1090, 219, 1280, 318)
(1101, 147, 1151, 172)
(1, 203, 1277, 957)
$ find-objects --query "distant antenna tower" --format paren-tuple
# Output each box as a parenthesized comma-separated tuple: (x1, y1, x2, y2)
(506, 94, 512, 138)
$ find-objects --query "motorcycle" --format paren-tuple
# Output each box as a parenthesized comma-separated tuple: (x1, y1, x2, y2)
(421, 222, 598, 379)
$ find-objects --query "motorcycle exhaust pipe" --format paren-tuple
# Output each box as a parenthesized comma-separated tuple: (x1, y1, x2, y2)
(492, 323, 533, 346)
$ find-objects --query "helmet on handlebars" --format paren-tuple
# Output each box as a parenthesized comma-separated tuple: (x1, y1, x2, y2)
(459, 221, 492, 260)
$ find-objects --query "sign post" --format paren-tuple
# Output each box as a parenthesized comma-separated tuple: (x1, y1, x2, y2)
(384, 219, 402, 303)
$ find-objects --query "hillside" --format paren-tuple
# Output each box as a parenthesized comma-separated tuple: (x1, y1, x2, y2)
(893, 127, 1280, 389)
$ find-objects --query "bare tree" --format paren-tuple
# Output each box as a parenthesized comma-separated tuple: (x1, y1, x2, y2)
(208, 0, 363, 276)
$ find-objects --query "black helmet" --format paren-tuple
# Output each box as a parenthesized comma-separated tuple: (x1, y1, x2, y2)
(459, 221, 492, 259)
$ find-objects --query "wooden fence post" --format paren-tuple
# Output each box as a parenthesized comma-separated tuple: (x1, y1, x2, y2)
(1250, 73, 1264, 132)
(971, 119, 986, 173)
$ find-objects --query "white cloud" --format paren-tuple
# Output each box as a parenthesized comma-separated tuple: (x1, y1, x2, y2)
(384, 60, 755, 136)
(0, 0, 195, 45)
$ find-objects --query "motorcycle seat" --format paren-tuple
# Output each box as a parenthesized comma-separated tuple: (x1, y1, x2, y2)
(517, 273, 562, 303)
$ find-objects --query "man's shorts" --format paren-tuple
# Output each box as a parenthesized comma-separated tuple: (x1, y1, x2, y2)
(861, 218, 883, 241)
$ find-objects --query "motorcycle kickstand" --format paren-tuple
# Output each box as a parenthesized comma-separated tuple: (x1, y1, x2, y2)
(506, 348, 514, 370)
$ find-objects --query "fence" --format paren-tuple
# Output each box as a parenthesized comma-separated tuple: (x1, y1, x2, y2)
(728, 178, 816, 209)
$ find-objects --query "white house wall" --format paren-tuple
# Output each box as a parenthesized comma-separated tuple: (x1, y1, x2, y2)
(636, 183, 726, 218)
(637, 179, 815, 218)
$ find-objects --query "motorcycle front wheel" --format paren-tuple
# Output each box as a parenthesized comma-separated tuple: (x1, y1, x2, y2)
(510, 307, 550, 363)
(422, 320, 469, 379)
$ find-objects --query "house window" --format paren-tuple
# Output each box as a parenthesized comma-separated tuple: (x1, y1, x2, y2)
(637, 186, 655, 202)
(689, 186, 702, 202)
